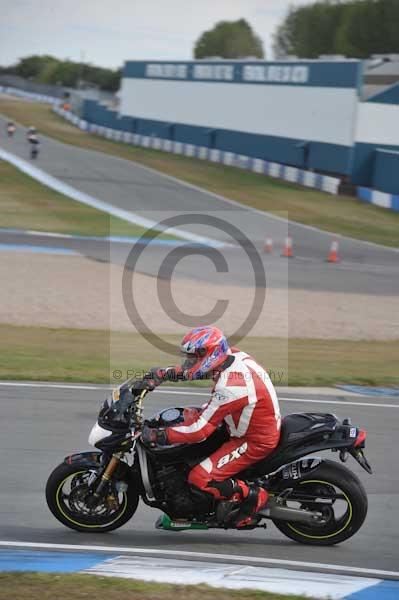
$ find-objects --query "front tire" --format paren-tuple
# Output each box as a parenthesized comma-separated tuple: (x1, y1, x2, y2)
(46, 462, 139, 533)
(272, 460, 368, 546)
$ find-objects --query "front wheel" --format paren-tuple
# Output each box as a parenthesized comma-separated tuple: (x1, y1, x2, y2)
(45, 462, 139, 533)
(272, 460, 368, 546)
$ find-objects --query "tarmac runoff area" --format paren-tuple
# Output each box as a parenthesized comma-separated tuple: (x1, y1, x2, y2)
(1, 382, 399, 599)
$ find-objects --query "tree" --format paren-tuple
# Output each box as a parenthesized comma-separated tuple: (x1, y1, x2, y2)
(273, 7, 300, 59)
(273, 0, 399, 59)
(6, 54, 121, 91)
(273, 1, 346, 58)
(336, 0, 399, 57)
(194, 19, 264, 59)
(57, 62, 81, 86)
(14, 55, 57, 79)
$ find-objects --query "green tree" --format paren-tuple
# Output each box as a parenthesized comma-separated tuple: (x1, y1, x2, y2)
(273, 7, 300, 59)
(7, 54, 121, 91)
(336, 0, 399, 57)
(273, 1, 346, 58)
(194, 19, 264, 59)
(36, 58, 61, 84)
(51, 61, 80, 87)
(273, 0, 399, 59)
(15, 55, 58, 79)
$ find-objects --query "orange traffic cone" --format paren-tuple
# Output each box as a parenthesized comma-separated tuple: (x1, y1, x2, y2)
(327, 239, 340, 263)
(282, 236, 293, 258)
(264, 238, 273, 254)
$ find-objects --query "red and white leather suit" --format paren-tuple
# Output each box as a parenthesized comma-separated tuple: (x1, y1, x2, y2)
(166, 350, 281, 499)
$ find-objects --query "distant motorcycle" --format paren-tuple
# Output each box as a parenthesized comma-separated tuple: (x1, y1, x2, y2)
(6, 122, 16, 138)
(46, 378, 371, 545)
(28, 135, 40, 159)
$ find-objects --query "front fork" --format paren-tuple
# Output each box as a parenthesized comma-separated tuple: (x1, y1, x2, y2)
(86, 453, 121, 508)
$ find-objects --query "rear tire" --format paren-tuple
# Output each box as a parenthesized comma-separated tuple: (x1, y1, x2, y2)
(272, 460, 368, 546)
(46, 462, 139, 533)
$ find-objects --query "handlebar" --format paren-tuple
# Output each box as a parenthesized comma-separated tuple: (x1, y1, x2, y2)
(98, 384, 150, 432)
(133, 388, 149, 427)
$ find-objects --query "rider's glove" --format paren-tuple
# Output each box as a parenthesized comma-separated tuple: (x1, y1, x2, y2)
(131, 378, 156, 396)
(131, 366, 185, 397)
(148, 365, 185, 383)
(141, 424, 168, 447)
(164, 365, 185, 382)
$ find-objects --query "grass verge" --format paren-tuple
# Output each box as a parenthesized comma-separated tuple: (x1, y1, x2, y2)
(1, 97, 398, 247)
(0, 324, 397, 387)
(0, 157, 175, 238)
(0, 572, 318, 600)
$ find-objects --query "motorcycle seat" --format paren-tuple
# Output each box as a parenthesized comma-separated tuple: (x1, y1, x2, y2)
(239, 413, 340, 477)
(278, 412, 338, 446)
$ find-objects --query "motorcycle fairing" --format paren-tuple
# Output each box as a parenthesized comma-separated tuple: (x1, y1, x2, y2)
(267, 456, 324, 484)
(63, 451, 102, 467)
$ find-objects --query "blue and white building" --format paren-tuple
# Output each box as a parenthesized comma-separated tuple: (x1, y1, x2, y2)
(77, 59, 399, 204)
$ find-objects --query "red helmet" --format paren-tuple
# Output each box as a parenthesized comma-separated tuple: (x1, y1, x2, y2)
(180, 326, 230, 380)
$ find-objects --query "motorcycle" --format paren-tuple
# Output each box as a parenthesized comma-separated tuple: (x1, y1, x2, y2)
(29, 136, 40, 160)
(46, 377, 371, 545)
(7, 123, 16, 138)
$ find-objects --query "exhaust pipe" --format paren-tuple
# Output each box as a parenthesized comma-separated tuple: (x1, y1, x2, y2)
(259, 502, 324, 524)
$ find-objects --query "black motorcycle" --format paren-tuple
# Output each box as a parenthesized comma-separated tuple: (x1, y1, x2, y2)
(28, 135, 40, 159)
(46, 378, 371, 545)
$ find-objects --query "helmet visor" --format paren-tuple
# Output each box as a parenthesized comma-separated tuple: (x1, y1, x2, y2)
(181, 352, 199, 370)
(181, 347, 210, 379)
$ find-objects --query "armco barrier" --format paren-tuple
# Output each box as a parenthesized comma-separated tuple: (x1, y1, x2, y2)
(357, 186, 399, 212)
(0, 85, 60, 105)
(53, 105, 341, 195)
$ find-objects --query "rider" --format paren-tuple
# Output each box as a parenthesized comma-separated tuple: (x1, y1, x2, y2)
(27, 126, 36, 138)
(27, 128, 40, 159)
(6, 121, 16, 137)
(139, 326, 281, 528)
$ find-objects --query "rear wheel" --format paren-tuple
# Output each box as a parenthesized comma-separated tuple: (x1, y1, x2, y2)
(272, 460, 368, 546)
(46, 462, 139, 533)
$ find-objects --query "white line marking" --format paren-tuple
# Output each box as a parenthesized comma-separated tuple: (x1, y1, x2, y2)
(0, 227, 220, 248)
(0, 146, 226, 248)
(155, 389, 399, 408)
(0, 382, 397, 408)
(0, 541, 398, 580)
(280, 397, 399, 409)
(0, 382, 103, 390)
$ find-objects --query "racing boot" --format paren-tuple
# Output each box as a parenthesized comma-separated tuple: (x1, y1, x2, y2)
(216, 481, 268, 529)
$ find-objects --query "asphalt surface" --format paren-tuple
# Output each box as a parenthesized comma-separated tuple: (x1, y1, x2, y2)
(1, 229, 399, 296)
(1, 382, 398, 573)
(0, 113, 398, 297)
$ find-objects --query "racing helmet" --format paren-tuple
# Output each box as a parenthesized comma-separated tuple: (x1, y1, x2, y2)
(180, 326, 230, 380)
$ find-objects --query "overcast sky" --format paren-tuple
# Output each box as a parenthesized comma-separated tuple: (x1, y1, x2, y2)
(0, 0, 316, 69)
